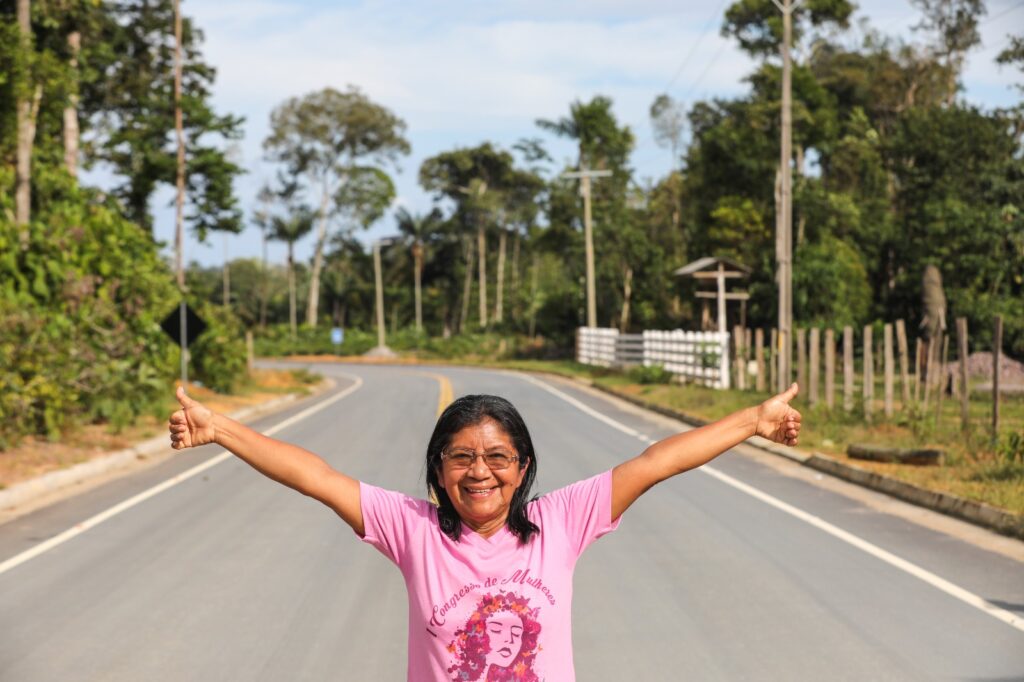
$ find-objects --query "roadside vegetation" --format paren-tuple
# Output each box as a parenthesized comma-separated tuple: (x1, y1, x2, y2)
(0, 368, 319, 490)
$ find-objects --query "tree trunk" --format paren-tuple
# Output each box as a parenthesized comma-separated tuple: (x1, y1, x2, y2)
(510, 231, 520, 323)
(619, 265, 633, 332)
(306, 181, 331, 327)
(63, 30, 81, 178)
(477, 221, 487, 328)
(287, 243, 297, 339)
(413, 242, 423, 333)
(528, 252, 539, 339)
(15, 0, 32, 236)
(494, 230, 507, 324)
(222, 233, 230, 307)
(259, 226, 268, 329)
(459, 235, 474, 334)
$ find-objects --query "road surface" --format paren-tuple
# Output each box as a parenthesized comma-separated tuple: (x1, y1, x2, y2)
(1, 363, 1022, 680)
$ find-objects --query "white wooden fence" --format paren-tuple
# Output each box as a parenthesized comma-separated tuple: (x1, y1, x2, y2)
(577, 327, 731, 389)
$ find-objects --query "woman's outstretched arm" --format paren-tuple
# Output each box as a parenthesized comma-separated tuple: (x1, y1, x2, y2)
(610, 383, 802, 520)
(168, 386, 363, 534)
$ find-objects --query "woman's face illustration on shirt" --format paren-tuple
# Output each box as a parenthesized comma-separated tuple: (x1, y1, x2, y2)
(484, 611, 524, 669)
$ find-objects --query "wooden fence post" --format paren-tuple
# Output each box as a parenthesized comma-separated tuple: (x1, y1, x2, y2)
(957, 318, 970, 432)
(914, 338, 923, 406)
(993, 315, 1002, 438)
(923, 336, 938, 411)
(883, 323, 894, 418)
(246, 330, 255, 375)
(863, 326, 874, 421)
(936, 334, 949, 427)
(770, 328, 778, 395)
(824, 328, 835, 409)
(745, 328, 752, 390)
(733, 324, 744, 390)
(797, 327, 807, 397)
(895, 319, 910, 410)
(809, 327, 820, 406)
(843, 326, 854, 412)
(755, 328, 765, 392)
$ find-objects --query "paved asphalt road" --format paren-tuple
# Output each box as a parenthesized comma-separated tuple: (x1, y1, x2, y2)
(1, 363, 1022, 681)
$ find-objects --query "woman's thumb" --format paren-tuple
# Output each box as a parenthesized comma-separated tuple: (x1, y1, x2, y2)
(779, 382, 799, 403)
(176, 385, 198, 409)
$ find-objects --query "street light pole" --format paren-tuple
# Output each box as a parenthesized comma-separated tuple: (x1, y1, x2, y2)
(562, 167, 612, 328)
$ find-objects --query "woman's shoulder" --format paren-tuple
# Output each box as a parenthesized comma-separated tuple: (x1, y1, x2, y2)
(361, 481, 438, 525)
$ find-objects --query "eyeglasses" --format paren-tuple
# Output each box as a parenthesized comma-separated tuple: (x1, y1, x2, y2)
(441, 449, 519, 471)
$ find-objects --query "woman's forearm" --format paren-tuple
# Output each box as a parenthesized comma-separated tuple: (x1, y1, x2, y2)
(643, 406, 759, 477)
(212, 413, 335, 498)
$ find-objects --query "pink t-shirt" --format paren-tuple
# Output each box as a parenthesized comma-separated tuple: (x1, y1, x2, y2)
(358, 470, 620, 681)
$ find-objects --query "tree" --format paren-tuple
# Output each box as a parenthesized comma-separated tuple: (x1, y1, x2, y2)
(85, 0, 245, 241)
(395, 207, 441, 333)
(649, 93, 686, 168)
(911, 0, 986, 104)
(263, 86, 409, 328)
(263, 180, 315, 338)
(420, 143, 520, 329)
(722, 0, 855, 59)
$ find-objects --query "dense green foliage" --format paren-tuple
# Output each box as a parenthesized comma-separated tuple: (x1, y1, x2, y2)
(0, 167, 177, 446)
(0, 1, 248, 449)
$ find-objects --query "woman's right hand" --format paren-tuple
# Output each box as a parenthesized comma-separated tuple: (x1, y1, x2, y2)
(168, 386, 216, 449)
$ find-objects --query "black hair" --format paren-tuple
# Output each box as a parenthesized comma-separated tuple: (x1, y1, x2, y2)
(425, 394, 540, 544)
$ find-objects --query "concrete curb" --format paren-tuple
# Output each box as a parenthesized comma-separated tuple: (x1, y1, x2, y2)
(553, 373, 1024, 541)
(0, 379, 333, 514)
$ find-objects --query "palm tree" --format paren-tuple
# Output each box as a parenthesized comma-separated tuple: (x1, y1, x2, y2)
(268, 206, 315, 339)
(394, 207, 441, 334)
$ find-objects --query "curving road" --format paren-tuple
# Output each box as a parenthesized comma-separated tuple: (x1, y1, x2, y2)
(1, 363, 1022, 680)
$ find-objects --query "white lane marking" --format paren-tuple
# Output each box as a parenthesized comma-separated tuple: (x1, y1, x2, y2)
(520, 373, 1024, 634)
(517, 374, 655, 444)
(0, 374, 364, 577)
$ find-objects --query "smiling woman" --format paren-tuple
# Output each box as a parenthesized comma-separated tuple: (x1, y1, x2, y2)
(167, 383, 801, 680)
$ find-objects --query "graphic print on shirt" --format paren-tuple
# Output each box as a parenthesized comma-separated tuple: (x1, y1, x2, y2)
(446, 591, 541, 682)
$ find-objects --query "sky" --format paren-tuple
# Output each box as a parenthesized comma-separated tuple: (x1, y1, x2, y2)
(123, 0, 1024, 268)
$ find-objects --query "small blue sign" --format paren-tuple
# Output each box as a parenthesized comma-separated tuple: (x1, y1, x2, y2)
(331, 327, 344, 346)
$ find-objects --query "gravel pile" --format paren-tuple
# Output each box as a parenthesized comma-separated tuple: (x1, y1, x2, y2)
(947, 351, 1024, 386)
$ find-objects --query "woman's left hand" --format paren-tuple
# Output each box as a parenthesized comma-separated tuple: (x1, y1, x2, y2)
(755, 383, 802, 446)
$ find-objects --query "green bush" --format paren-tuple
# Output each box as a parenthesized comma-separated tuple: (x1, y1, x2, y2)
(190, 303, 248, 394)
(628, 364, 674, 385)
(0, 170, 178, 447)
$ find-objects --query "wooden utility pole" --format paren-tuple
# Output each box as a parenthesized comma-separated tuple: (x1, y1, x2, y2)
(562, 168, 612, 328)
(173, 0, 188, 386)
(772, 0, 797, 391)
(957, 318, 970, 431)
(64, 30, 81, 178)
(15, 0, 36, 241)
(373, 239, 392, 351)
(993, 315, 1002, 438)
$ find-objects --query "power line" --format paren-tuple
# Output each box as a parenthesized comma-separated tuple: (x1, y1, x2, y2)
(663, 0, 732, 93)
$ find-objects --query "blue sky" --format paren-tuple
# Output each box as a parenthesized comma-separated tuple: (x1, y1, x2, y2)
(129, 0, 1023, 268)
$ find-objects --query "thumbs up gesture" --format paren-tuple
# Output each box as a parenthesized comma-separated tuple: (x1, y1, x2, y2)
(168, 386, 216, 450)
(756, 383, 802, 446)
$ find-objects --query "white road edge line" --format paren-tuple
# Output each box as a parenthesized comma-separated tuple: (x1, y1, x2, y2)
(0, 373, 364, 577)
(519, 373, 1024, 634)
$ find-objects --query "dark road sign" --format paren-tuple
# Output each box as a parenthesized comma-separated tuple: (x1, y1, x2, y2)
(161, 304, 207, 348)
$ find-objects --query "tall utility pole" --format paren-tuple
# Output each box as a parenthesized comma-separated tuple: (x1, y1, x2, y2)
(173, 0, 188, 386)
(15, 0, 33, 238)
(562, 167, 612, 328)
(773, 0, 798, 392)
(372, 238, 394, 352)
